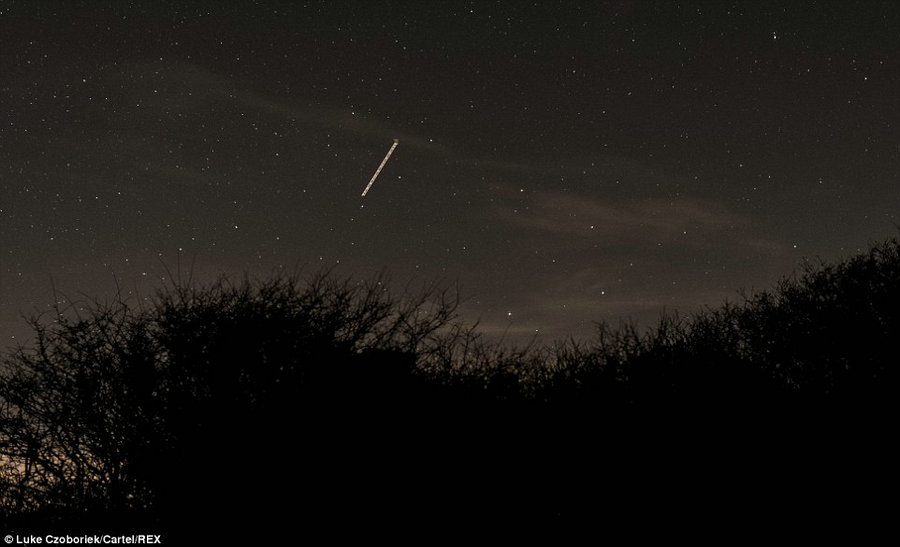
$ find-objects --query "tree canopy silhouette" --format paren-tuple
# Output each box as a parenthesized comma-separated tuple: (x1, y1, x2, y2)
(0, 271, 466, 532)
(1, 237, 898, 534)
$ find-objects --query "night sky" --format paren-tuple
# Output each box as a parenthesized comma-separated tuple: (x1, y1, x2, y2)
(2, 1, 899, 347)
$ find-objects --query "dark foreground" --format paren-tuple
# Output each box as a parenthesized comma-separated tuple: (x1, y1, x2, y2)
(3, 238, 898, 540)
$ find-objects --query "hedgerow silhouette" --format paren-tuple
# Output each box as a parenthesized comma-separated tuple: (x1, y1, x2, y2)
(1, 237, 897, 534)
(0, 271, 465, 533)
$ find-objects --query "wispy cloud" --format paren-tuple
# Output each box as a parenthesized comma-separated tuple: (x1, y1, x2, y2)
(496, 191, 745, 241)
(110, 59, 451, 152)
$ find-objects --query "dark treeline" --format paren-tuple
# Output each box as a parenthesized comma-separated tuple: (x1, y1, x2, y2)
(1, 238, 898, 538)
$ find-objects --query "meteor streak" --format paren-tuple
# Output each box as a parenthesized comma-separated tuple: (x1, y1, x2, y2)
(361, 139, 399, 197)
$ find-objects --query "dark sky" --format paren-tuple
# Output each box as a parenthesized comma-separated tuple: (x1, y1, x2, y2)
(2, 1, 899, 347)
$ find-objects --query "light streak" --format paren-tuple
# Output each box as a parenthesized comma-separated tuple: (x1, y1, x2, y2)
(361, 139, 399, 197)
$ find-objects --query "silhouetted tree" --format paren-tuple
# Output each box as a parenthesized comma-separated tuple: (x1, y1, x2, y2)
(0, 271, 463, 533)
(2, 237, 898, 535)
(0, 298, 162, 525)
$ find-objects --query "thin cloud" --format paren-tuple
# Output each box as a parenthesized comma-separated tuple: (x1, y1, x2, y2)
(108, 59, 450, 152)
(496, 191, 747, 241)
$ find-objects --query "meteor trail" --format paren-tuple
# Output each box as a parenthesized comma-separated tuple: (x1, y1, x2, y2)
(361, 139, 399, 197)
